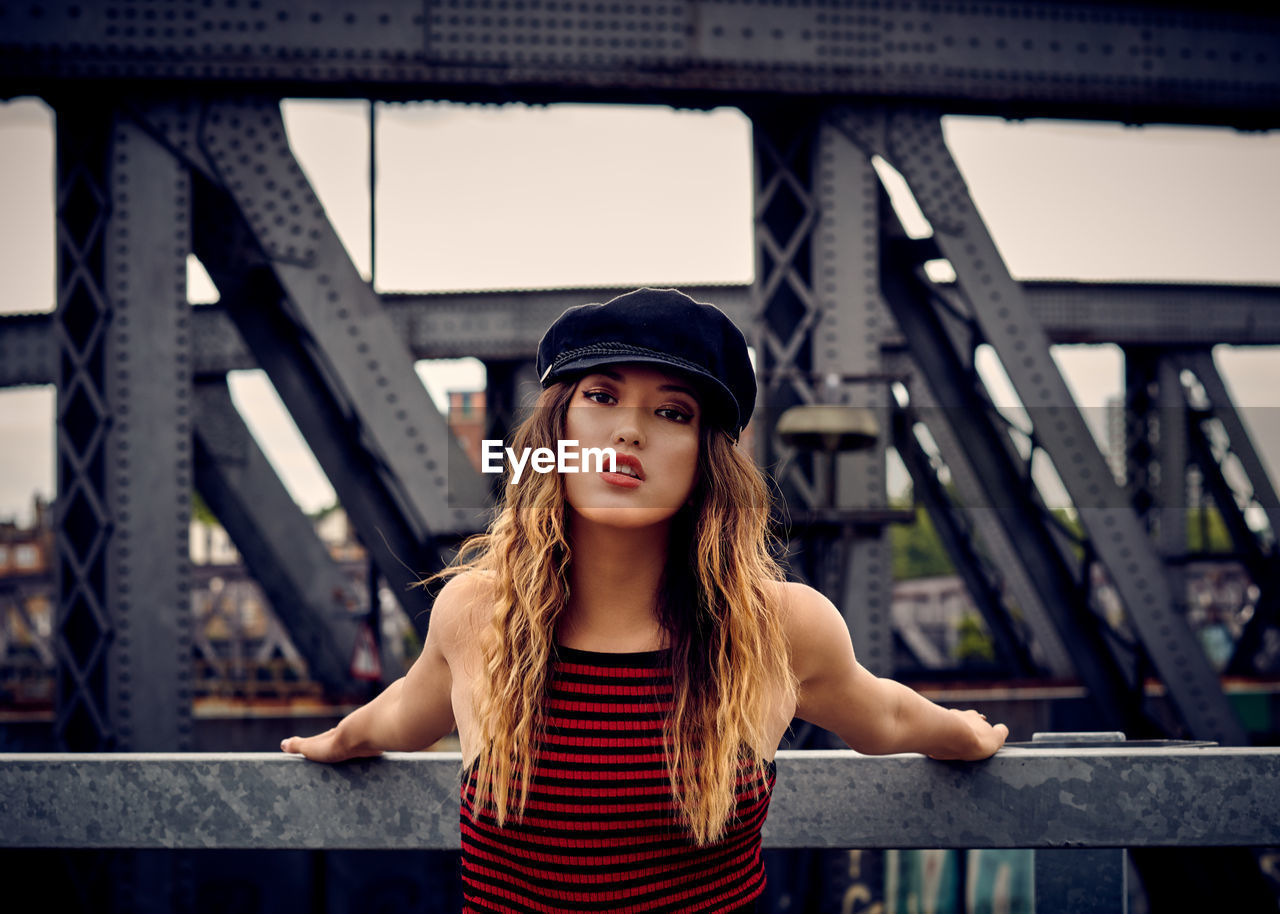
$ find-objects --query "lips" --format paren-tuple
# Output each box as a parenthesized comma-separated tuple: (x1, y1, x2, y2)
(601, 452, 645, 488)
(611, 453, 645, 481)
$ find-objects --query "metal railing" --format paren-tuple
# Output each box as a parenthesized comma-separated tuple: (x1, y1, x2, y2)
(4, 743, 1278, 851)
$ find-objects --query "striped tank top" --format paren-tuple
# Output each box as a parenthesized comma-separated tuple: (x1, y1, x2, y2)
(460, 645, 774, 913)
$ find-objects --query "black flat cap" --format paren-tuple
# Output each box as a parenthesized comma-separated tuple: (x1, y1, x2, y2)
(536, 288, 756, 438)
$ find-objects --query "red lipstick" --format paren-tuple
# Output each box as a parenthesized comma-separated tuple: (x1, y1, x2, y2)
(601, 452, 645, 488)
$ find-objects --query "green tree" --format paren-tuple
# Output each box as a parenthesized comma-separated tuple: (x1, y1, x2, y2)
(890, 505, 955, 580)
(954, 612, 995, 664)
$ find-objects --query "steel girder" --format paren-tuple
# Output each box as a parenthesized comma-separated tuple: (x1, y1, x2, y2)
(192, 379, 368, 694)
(750, 106, 895, 675)
(749, 102, 898, 914)
(837, 106, 1246, 745)
(53, 105, 195, 754)
(123, 98, 486, 631)
(889, 405, 1043, 677)
(1174, 351, 1280, 676)
(1177, 351, 1280, 548)
(882, 345, 1076, 679)
(6, 280, 1280, 388)
(877, 218, 1134, 731)
(810, 120, 896, 680)
(3, 2, 1280, 128)
(49, 105, 196, 914)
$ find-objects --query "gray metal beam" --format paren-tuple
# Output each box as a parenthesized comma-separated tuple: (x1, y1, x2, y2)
(125, 97, 488, 627)
(4, 747, 1280, 850)
(883, 350, 1076, 679)
(877, 221, 1133, 730)
(178, 98, 487, 537)
(52, 106, 195, 753)
(6, 280, 1280, 389)
(811, 118, 896, 679)
(1177, 350, 1280, 544)
(3, 2, 1279, 127)
(193, 379, 368, 694)
(841, 106, 1246, 745)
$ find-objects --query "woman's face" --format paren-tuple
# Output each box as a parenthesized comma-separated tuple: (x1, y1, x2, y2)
(561, 364, 702, 531)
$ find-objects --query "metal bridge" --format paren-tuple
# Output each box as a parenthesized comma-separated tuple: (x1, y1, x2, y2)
(3, 0, 1280, 910)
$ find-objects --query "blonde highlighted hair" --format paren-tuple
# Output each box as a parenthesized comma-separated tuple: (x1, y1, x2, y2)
(437, 380, 796, 844)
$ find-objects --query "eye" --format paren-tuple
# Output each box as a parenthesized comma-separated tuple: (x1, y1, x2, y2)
(657, 406, 694, 424)
(582, 388, 616, 405)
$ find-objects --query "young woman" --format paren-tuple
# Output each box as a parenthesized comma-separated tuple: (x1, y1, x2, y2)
(281, 288, 1008, 913)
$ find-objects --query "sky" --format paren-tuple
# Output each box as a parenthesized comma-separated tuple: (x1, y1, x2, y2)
(1, 97, 1278, 524)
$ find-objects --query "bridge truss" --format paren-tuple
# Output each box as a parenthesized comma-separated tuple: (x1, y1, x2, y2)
(3, 1, 1280, 910)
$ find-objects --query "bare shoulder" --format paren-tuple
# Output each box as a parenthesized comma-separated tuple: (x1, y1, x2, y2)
(763, 579, 845, 635)
(762, 579, 854, 681)
(423, 570, 496, 654)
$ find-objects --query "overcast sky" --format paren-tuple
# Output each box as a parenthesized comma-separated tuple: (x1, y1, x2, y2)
(1, 97, 1278, 522)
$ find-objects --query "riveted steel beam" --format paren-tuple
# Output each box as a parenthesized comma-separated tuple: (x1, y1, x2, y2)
(193, 379, 368, 695)
(183, 98, 488, 535)
(804, 118, 897, 679)
(122, 97, 487, 628)
(883, 349, 1075, 679)
(3, 2, 1279, 127)
(838, 106, 1247, 746)
(878, 224, 1133, 729)
(7, 281, 1280, 389)
(51, 105, 195, 753)
(4, 747, 1280, 850)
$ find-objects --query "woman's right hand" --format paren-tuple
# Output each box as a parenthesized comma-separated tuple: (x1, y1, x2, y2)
(280, 727, 380, 764)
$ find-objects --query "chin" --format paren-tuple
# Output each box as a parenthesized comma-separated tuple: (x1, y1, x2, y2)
(568, 504, 683, 530)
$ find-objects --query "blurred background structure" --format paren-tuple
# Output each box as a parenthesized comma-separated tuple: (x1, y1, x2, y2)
(2, 1, 1280, 911)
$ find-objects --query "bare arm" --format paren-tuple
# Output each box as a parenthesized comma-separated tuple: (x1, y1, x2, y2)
(280, 573, 475, 762)
(783, 581, 1007, 760)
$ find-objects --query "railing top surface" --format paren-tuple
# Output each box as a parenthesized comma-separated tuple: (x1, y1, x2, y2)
(5, 747, 1279, 850)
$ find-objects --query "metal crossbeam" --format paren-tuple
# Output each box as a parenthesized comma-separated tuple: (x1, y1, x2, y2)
(4, 747, 1279, 850)
(6, 280, 1280, 390)
(3, 2, 1279, 127)
(193, 380, 367, 694)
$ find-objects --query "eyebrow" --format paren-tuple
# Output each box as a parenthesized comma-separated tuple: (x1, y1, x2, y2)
(590, 369, 701, 403)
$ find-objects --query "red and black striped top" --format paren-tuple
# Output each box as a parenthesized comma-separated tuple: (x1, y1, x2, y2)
(460, 645, 774, 913)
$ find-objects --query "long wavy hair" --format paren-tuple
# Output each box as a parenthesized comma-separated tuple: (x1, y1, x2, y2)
(438, 378, 796, 845)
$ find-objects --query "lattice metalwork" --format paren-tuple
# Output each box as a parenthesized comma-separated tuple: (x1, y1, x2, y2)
(874, 214, 1134, 732)
(52, 107, 115, 752)
(751, 106, 821, 496)
(52, 106, 196, 753)
(750, 103, 895, 914)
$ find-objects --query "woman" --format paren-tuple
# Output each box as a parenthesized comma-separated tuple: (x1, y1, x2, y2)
(281, 288, 1008, 913)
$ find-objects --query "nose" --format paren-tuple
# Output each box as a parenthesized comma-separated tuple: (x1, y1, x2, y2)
(612, 409, 645, 448)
